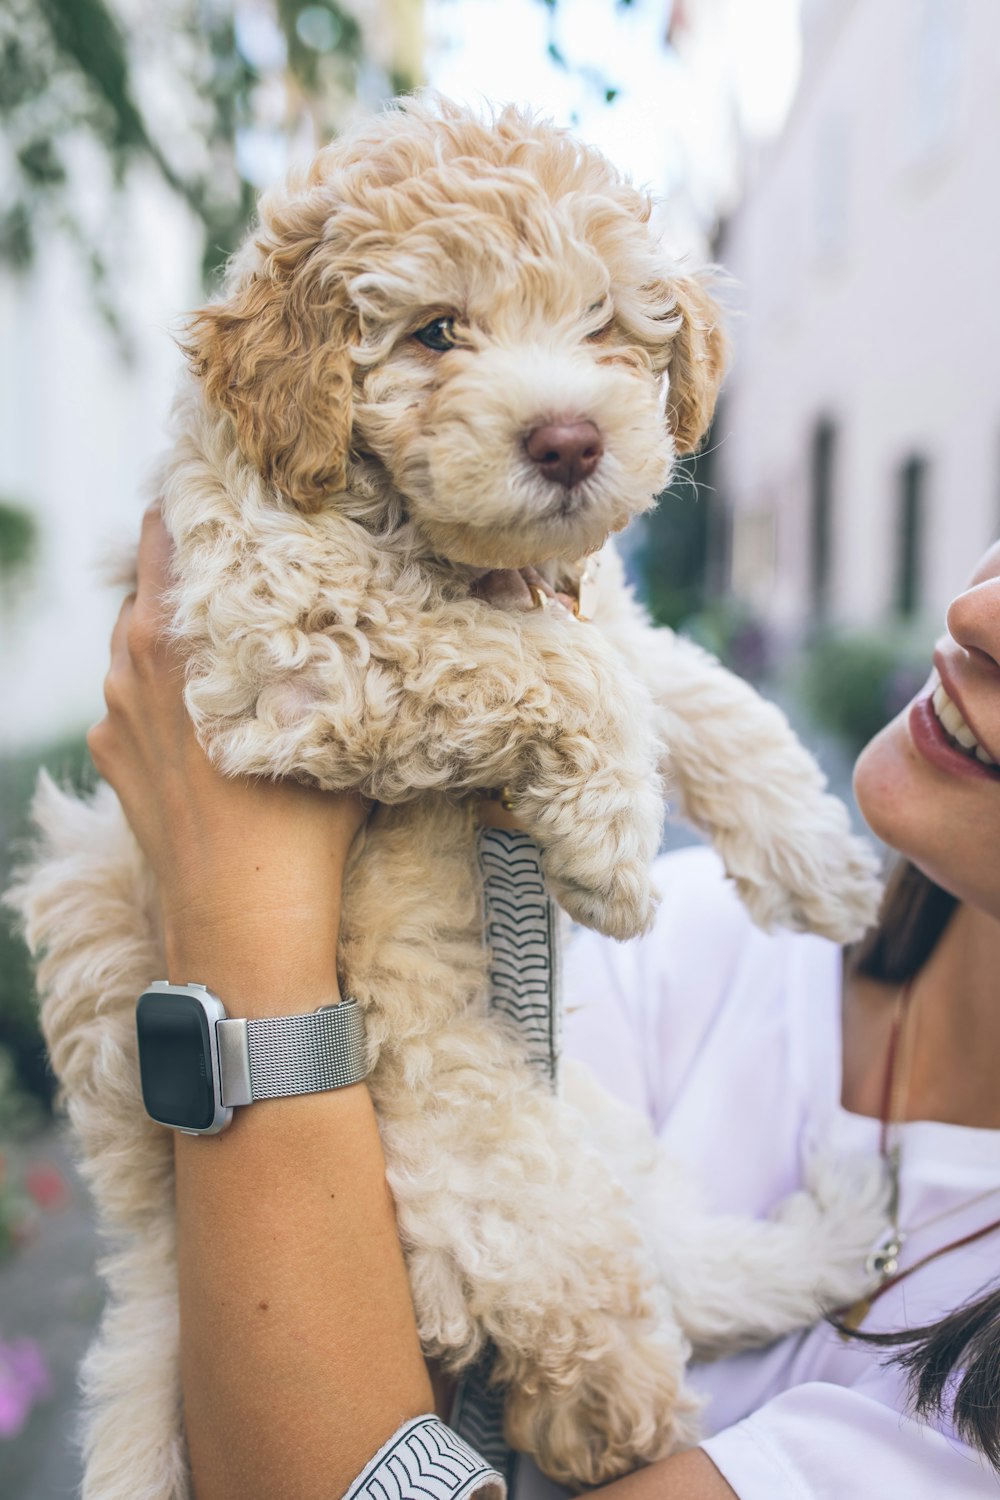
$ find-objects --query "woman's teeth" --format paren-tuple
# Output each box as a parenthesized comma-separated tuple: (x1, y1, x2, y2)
(931, 682, 997, 765)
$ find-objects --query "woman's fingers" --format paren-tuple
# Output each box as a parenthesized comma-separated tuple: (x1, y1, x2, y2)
(132, 504, 175, 639)
(136, 503, 173, 592)
(109, 591, 136, 662)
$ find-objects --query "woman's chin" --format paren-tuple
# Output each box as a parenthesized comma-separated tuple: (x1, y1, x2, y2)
(852, 710, 923, 849)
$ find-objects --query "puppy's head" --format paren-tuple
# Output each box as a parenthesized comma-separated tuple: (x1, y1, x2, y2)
(185, 95, 727, 568)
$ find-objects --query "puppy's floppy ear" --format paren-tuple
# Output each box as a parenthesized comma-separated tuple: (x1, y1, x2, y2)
(663, 274, 728, 457)
(183, 245, 354, 511)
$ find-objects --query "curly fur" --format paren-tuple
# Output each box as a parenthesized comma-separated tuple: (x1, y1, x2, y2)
(8, 95, 886, 1494)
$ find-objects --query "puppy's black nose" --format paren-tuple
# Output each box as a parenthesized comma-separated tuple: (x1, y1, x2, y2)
(525, 422, 604, 489)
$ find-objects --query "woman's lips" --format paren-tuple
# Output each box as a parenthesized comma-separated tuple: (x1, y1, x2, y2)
(909, 691, 1000, 783)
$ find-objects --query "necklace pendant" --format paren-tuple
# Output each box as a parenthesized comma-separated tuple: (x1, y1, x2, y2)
(865, 1230, 906, 1282)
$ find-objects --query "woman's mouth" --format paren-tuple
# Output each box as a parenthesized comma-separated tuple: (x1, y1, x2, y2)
(909, 674, 1000, 782)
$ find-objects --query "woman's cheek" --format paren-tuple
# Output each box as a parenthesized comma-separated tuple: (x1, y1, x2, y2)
(854, 708, 1000, 919)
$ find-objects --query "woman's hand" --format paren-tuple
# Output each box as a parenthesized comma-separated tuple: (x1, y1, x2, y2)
(87, 504, 368, 1010)
(88, 510, 433, 1500)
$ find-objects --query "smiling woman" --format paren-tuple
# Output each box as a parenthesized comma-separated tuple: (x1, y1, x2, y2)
(855, 542, 1000, 915)
(546, 537, 1000, 1500)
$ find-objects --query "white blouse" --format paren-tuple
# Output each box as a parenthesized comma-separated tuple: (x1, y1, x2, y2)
(554, 845, 1000, 1498)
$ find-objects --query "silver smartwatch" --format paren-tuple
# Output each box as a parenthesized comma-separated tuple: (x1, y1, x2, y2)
(135, 980, 369, 1135)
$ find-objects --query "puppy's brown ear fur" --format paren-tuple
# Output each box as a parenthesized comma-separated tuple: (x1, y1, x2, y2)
(665, 275, 728, 456)
(184, 252, 353, 511)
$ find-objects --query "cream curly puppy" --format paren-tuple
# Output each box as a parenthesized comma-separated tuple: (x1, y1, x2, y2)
(11, 96, 886, 1495)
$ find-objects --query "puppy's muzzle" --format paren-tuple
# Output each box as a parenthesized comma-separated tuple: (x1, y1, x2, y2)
(525, 421, 604, 489)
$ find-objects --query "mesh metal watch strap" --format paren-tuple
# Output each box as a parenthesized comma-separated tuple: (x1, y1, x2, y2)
(216, 1001, 369, 1106)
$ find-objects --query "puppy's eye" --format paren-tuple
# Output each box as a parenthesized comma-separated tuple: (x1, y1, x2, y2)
(413, 316, 458, 352)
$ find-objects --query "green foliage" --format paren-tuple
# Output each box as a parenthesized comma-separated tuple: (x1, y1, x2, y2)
(798, 627, 932, 754)
(0, 501, 38, 584)
(536, 0, 624, 102)
(0, 0, 260, 338)
(37, 0, 151, 155)
(0, 1048, 44, 1142)
(0, 0, 385, 329)
(681, 599, 769, 674)
(277, 0, 362, 94)
(641, 434, 718, 631)
(0, 734, 93, 1110)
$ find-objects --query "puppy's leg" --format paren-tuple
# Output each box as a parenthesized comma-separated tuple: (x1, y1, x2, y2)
(7, 775, 184, 1498)
(195, 579, 664, 943)
(78, 1229, 188, 1500)
(513, 715, 664, 942)
(656, 1153, 889, 1360)
(589, 547, 882, 942)
(343, 812, 693, 1487)
(375, 1036, 698, 1488)
(653, 633, 881, 941)
(470, 613, 665, 942)
(565, 1063, 888, 1361)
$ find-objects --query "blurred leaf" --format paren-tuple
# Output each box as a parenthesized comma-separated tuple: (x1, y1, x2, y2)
(37, 0, 149, 154)
(0, 34, 46, 109)
(0, 204, 33, 269)
(0, 502, 38, 583)
(641, 428, 718, 630)
(798, 628, 932, 752)
(17, 137, 65, 186)
(276, 0, 361, 92)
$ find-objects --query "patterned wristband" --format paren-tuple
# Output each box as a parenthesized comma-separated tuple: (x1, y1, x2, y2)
(343, 1414, 506, 1500)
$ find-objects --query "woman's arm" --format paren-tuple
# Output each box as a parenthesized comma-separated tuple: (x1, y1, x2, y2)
(89, 509, 434, 1500)
(89, 510, 736, 1500)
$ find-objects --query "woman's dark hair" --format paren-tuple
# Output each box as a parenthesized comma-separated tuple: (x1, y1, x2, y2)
(850, 857, 957, 985)
(844, 859, 1000, 1467)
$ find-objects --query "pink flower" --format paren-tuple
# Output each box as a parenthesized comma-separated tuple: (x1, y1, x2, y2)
(24, 1162, 69, 1212)
(0, 1338, 53, 1439)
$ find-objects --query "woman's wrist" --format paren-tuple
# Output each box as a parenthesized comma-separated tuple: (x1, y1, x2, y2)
(163, 906, 343, 1018)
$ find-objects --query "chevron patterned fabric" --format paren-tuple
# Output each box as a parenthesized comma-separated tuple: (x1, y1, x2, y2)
(343, 1414, 506, 1499)
(445, 831, 562, 1496)
(476, 828, 561, 1084)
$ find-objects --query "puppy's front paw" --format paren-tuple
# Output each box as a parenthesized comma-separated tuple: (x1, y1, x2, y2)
(724, 798, 882, 943)
(773, 1150, 891, 1313)
(792, 827, 883, 944)
(521, 756, 664, 939)
(505, 1331, 697, 1488)
(547, 859, 658, 940)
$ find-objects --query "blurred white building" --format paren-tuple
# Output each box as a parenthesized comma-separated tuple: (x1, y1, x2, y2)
(717, 0, 1000, 636)
(0, 0, 424, 755)
(0, 171, 202, 752)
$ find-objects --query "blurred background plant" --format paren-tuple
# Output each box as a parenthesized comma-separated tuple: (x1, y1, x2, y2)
(797, 626, 932, 755)
(0, 0, 405, 345)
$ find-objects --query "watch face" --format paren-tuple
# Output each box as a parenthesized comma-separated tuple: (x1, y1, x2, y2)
(136, 992, 216, 1130)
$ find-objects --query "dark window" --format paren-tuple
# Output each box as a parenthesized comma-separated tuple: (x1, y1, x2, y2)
(896, 456, 927, 618)
(810, 420, 836, 617)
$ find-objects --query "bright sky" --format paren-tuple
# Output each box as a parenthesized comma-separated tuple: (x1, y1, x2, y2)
(424, 0, 802, 247)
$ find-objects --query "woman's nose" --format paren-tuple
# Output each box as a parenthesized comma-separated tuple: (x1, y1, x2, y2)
(945, 576, 1000, 668)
